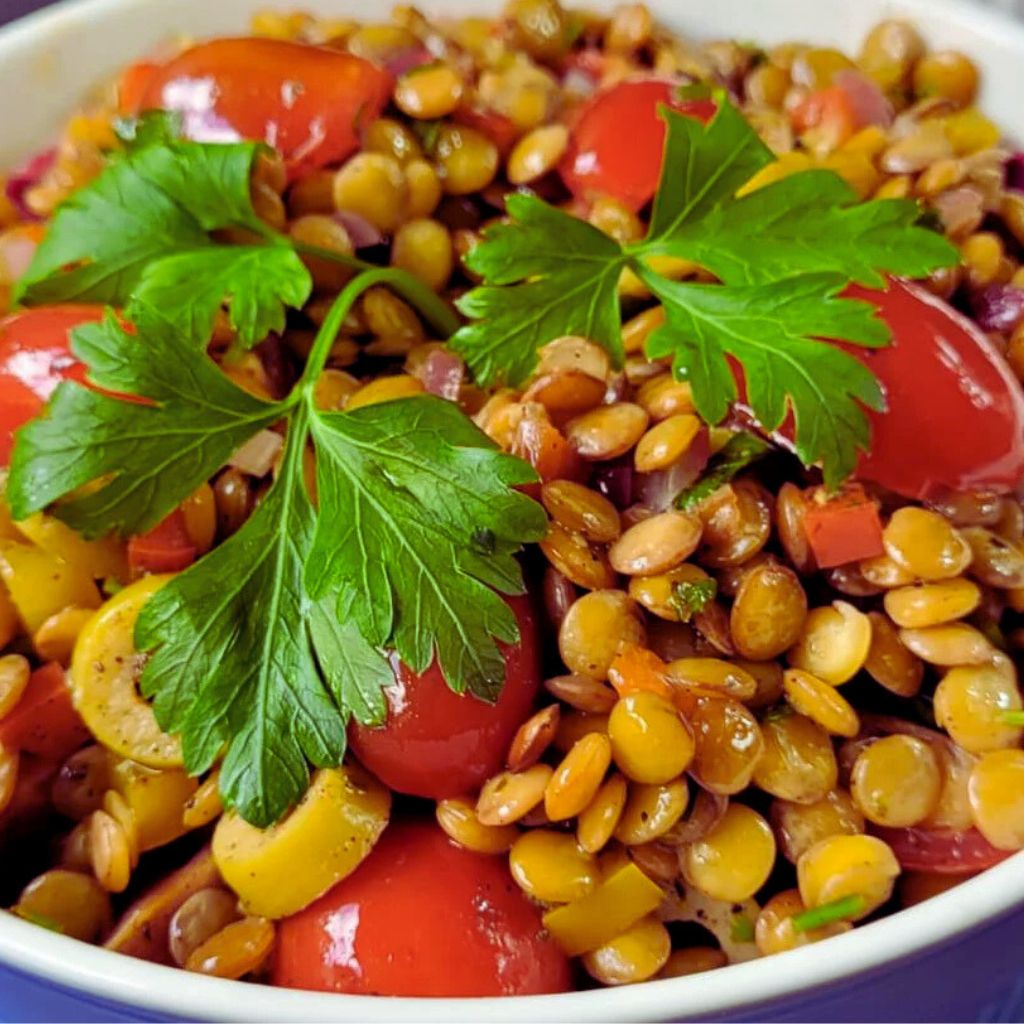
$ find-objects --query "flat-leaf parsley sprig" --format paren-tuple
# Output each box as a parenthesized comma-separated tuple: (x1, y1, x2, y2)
(451, 95, 958, 487)
(9, 270, 546, 827)
(15, 113, 457, 348)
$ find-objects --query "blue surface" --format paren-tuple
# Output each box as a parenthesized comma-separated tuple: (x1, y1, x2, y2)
(2, 902, 1024, 1022)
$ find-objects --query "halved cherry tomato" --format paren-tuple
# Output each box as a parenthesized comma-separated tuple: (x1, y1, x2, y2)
(843, 280, 1024, 500)
(131, 39, 393, 179)
(0, 306, 105, 466)
(453, 107, 520, 157)
(127, 507, 197, 577)
(559, 80, 716, 210)
(273, 820, 571, 996)
(116, 60, 160, 115)
(803, 484, 885, 569)
(0, 662, 89, 761)
(874, 825, 1014, 875)
(348, 596, 540, 800)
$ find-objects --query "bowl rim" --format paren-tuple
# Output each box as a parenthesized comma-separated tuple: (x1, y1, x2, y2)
(1, 0, 1024, 1018)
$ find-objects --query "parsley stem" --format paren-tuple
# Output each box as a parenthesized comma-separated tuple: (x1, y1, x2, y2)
(299, 269, 432, 399)
(291, 242, 459, 340)
(791, 895, 865, 933)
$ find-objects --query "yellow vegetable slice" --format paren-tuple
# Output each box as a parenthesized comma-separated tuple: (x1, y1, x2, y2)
(0, 542, 102, 633)
(213, 764, 391, 919)
(109, 757, 198, 852)
(542, 863, 665, 956)
(0, 585, 18, 649)
(14, 512, 127, 581)
(70, 574, 182, 768)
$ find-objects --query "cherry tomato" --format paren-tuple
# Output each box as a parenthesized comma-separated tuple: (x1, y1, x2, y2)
(559, 80, 716, 210)
(843, 280, 1024, 500)
(127, 507, 197, 577)
(132, 38, 393, 179)
(0, 306, 105, 466)
(875, 825, 1013, 875)
(349, 596, 540, 799)
(273, 820, 571, 996)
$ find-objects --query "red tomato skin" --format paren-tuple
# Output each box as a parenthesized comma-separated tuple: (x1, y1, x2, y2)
(0, 306, 105, 466)
(0, 663, 90, 761)
(874, 825, 1013, 875)
(135, 39, 393, 179)
(273, 820, 572, 996)
(348, 596, 540, 799)
(559, 80, 716, 210)
(843, 280, 1024, 501)
(127, 507, 197, 577)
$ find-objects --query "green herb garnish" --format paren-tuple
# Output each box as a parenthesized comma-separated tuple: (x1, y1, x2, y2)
(791, 895, 866, 933)
(999, 710, 1024, 726)
(675, 432, 770, 510)
(16, 113, 455, 349)
(670, 578, 717, 621)
(452, 97, 957, 486)
(10, 279, 543, 825)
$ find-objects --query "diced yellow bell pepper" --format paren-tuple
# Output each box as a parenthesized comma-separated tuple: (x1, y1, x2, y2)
(70, 574, 183, 769)
(14, 512, 127, 581)
(213, 764, 391, 919)
(542, 863, 665, 956)
(109, 757, 198, 852)
(0, 543, 101, 633)
(738, 152, 814, 197)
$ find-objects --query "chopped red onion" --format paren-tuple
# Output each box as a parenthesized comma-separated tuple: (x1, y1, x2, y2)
(1006, 152, 1024, 192)
(633, 427, 711, 511)
(4, 147, 56, 221)
(0, 228, 41, 281)
(834, 70, 894, 128)
(229, 429, 283, 477)
(332, 211, 383, 250)
(563, 67, 598, 98)
(971, 285, 1024, 334)
(253, 334, 293, 400)
(665, 786, 727, 844)
(592, 460, 634, 509)
(383, 45, 434, 78)
(416, 348, 464, 400)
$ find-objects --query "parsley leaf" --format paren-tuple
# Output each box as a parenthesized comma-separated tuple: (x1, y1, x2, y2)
(137, 412, 373, 827)
(9, 266, 541, 825)
(648, 164, 958, 287)
(16, 124, 311, 347)
(675, 432, 770, 510)
(306, 395, 547, 698)
(451, 194, 626, 385)
(451, 96, 957, 486)
(7, 305, 284, 537)
(644, 272, 888, 486)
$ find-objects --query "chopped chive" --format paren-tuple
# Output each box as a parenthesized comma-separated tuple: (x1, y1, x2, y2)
(999, 710, 1024, 726)
(730, 913, 755, 943)
(791, 895, 865, 933)
(674, 432, 771, 511)
(669, 578, 717, 622)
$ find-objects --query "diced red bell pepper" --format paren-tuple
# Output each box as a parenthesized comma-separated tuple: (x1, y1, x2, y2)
(0, 662, 89, 761)
(127, 507, 197, 576)
(802, 483, 885, 569)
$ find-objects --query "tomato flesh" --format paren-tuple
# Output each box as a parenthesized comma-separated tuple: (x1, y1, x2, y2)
(559, 79, 716, 210)
(273, 820, 571, 996)
(133, 38, 392, 179)
(348, 596, 540, 799)
(127, 508, 197, 577)
(0, 306, 106, 467)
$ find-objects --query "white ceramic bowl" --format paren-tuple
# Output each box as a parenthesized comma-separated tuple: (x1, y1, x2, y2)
(1, 0, 1023, 1020)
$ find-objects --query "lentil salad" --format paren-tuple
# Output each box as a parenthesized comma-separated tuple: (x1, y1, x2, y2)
(0, 0, 1023, 999)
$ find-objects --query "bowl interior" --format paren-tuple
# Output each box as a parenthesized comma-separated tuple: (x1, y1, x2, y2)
(0, 0, 1023, 1019)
